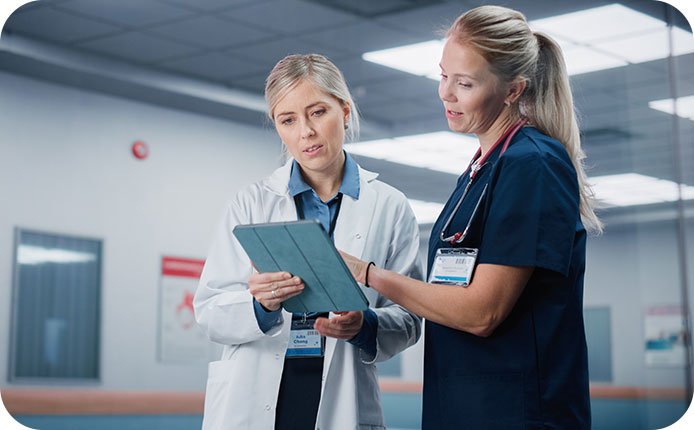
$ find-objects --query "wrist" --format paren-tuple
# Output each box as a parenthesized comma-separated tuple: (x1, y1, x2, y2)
(363, 262, 376, 288)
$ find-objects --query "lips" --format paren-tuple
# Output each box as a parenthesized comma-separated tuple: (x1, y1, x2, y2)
(303, 144, 323, 154)
(445, 109, 463, 119)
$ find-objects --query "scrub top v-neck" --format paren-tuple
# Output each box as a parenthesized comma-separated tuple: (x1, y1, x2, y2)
(423, 126, 591, 429)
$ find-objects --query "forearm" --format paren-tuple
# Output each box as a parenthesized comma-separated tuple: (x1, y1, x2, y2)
(367, 263, 531, 337)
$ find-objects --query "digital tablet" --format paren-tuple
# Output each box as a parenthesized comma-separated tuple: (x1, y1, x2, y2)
(233, 220, 369, 313)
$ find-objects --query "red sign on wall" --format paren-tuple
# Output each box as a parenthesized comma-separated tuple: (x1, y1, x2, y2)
(161, 256, 205, 279)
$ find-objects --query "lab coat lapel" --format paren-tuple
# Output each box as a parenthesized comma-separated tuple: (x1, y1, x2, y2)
(323, 166, 378, 379)
(333, 166, 378, 260)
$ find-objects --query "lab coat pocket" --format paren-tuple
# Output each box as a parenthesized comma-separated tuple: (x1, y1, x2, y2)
(441, 372, 524, 430)
(202, 359, 241, 430)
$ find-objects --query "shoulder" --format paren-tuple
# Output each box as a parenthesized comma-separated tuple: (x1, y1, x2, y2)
(226, 164, 288, 217)
(498, 127, 577, 178)
(367, 178, 413, 212)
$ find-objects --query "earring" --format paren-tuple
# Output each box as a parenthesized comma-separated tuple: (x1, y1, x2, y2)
(504, 100, 511, 107)
(344, 123, 349, 130)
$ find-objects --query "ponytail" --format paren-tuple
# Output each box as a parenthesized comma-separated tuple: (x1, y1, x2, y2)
(525, 33, 603, 234)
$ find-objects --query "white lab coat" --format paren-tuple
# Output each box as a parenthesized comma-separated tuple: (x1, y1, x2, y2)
(194, 159, 423, 430)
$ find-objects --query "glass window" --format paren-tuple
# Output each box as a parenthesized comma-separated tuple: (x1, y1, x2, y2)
(9, 229, 102, 381)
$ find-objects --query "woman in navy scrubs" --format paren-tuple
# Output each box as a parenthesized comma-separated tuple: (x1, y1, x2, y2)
(339, 5, 602, 429)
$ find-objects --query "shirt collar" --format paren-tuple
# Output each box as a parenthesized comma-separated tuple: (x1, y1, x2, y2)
(288, 151, 360, 200)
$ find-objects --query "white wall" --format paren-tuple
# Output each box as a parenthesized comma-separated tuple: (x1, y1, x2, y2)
(0, 71, 281, 391)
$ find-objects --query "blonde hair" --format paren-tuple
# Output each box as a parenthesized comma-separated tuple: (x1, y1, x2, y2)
(264, 54, 360, 142)
(448, 5, 602, 234)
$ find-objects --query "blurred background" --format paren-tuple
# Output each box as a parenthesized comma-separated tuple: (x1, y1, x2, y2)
(0, 0, 692, 429)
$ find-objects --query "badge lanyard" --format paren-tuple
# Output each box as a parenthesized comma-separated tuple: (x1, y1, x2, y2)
(439, 117, 528, 245)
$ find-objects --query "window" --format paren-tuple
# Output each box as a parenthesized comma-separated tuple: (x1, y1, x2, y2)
(9, 229, 102, 381)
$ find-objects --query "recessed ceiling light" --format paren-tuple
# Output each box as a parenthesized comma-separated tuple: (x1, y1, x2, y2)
(362, 39, 444, 79)
(591, 173, 694, 207)
(346, 131, 479, 175)
(530, 4, 664, 44)
(648, 95, 694, 121)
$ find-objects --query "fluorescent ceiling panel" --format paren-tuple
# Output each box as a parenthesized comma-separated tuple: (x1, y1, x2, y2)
(346, 131, 479, 175)
(530, 4, 664, 44)
(648, 95, 694, 121)
(362, 39, 443, 79)
(408, 199, 445, 224)
(591, 173, 694, 207)
(362, 3, 694, 77)
(559, 44, 628, 75)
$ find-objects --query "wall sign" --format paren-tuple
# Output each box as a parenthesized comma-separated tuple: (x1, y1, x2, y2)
(158, 256, 217, 362)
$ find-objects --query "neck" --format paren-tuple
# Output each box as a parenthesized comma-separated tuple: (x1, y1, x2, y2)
(477, 110, 520, 157)
(300, 152, 346, 202)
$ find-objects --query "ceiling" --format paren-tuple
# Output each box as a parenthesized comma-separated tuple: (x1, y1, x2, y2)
(1, 0, 693, 221)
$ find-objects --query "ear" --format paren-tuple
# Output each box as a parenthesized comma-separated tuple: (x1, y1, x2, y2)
(505, 77, 527, 105)
(342, 101, 351, 125)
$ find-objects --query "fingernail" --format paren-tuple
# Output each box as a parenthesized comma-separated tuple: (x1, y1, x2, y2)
(284, 273, 291, 279)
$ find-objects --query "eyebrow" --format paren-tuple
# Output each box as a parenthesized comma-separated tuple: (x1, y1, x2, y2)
(439, 63, 477, 80)
(275, 101, 327, 118)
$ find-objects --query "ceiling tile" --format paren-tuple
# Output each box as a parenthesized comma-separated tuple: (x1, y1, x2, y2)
(360, 99, 428, 124)
(148, 15, 270, 49)
(222, 0, 357, 35)
(228, 72, 270, 93)
(4, 5, 121, 44)
(332, 56, 408, 86)
(299, 20, 424, 55)
(365, 75, 440, 100)
(158, 52, 267, 81)
(157, 0, 268, 13)
(76, 31, 201, 64)
(225, 37, 342, 68)
(374, 2, 467, 38)
(56, 0, 195, 28)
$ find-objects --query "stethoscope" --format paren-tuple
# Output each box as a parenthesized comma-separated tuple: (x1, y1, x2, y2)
(439, 117, 528, 245)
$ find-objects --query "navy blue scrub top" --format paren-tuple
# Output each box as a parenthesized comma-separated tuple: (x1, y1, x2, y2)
(423, 127, 590, 429)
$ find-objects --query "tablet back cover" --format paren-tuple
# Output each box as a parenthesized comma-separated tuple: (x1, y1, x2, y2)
(233, 220, 368, 313)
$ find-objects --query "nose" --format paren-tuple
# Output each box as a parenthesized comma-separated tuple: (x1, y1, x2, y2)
(439, 79, 456, 103)
(300, 119, 316, 139)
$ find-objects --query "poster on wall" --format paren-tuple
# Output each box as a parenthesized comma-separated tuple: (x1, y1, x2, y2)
(158, 256, 218, 362)
(644, 305, 686, 367)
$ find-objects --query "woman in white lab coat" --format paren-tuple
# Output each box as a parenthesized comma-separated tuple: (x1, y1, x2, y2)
(194, 54, 423, 430)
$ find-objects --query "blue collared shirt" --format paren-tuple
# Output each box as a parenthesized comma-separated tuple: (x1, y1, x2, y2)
(253, 152, 377, 356)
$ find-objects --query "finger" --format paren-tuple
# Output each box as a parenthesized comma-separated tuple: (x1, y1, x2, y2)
(274, 283, 305, 301)
(330, 312, 357, 324)
(314, 319, 356, 339)
(256, 271, 292, 283)
(272, 276, 303, 290)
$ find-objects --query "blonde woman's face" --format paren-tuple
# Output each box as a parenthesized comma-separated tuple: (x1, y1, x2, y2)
(273, 80, 350, 177)
(438, 39, 507, 136)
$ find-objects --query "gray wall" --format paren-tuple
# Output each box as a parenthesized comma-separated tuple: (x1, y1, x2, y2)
(1, 69, 693, 393)
(0, 71, 280, 391)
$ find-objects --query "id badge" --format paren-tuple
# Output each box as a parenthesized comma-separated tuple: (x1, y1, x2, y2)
(286, 315, 325, 358)
(428, 248, 478, 287)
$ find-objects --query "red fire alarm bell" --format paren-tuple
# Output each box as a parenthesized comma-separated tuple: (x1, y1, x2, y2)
(132, 141, 149, 160)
